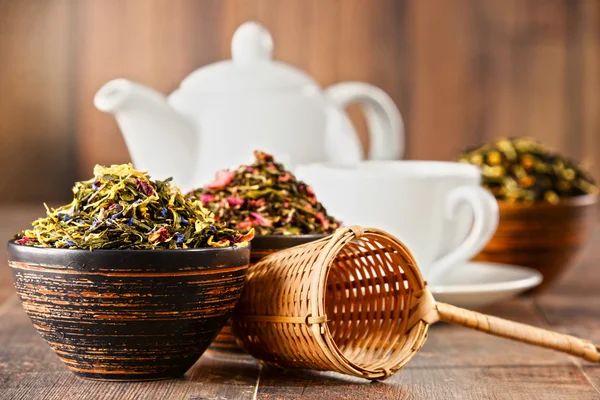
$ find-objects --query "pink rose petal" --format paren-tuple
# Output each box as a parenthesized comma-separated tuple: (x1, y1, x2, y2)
(233, 228, 255, 244)
(227, 197, 244, 207)
(148, 227, 170, 243)
(236, 220, 254, 230)
(316, 212, 329, 231)
(136, 178, 155, 196)
(248, 199, 265, 208)
(250, 212, 273, 227)
(16, 236, 36, 246)
(200, 193, 216, 204)
(205, 170, 234, 189)
(278, 173, 292, 182)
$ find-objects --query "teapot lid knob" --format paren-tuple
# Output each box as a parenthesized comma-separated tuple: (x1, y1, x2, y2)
(232, 21, 273, 65)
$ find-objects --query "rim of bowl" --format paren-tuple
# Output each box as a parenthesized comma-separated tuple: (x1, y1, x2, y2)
(7, 239, 251, 271)
(251, 234, 328, 249)
(7, 239, 250, 255)
(496, 193, 598, 208)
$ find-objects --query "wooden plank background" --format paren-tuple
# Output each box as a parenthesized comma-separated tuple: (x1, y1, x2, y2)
(0, 0, 598, 203)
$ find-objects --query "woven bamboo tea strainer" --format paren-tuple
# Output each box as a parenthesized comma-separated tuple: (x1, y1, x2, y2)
(231, 226, 600, 380)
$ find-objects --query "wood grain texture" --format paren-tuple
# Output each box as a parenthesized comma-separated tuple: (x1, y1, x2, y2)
(72, 0, 223, 181)
(546, 226, 600, 296)
(436, 301, 600, 363)
(580, 0, 600, 181)
(411, 298, 572, 369)
(256, 365, 600, 400)
(408, 0, 480, 160)
(1, 0, 599, 202)
(0, 205, 47, 304)
(0, 0, 74, 202)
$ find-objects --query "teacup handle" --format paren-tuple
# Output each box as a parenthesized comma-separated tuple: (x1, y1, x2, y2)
(427, 185, 499, 285)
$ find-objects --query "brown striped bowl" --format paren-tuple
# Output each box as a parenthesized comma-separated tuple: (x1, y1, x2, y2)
(208, 234, 325, 355)
(474, 194, 597, 292)
(7, 241, 250, 381)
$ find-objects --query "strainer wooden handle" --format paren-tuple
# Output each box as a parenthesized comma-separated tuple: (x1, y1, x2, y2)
(436, 302, 600, 363)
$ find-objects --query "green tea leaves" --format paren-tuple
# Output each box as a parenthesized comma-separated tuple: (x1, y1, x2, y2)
(459, 138, 598, 203)
(15, 163, 253, 249)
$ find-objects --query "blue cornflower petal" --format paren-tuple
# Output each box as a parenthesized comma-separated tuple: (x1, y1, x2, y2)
(110, 210, 124, 220)
(58, 213, 73, 222)
(180, 216, 188, 226)
(127, 217, 134, 226)
(174, 233, 184, 244)
(161, 208, 168, 218)
(65, 240, 76, 246)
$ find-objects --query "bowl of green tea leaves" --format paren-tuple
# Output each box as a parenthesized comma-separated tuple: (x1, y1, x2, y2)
(15, 163, 253, 249)
(188, 150, 342, 353)
(458, 138, 597, 291)
(458, 137, 597, 204)
(7, 163, 253, 380)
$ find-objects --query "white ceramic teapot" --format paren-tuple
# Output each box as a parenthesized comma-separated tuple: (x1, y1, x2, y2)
(94, 21, 404, 191)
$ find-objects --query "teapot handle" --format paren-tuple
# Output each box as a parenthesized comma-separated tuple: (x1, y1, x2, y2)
(324, 82, 404, 160)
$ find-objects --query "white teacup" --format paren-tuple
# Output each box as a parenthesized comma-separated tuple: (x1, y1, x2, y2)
(295, 161, 499, 285)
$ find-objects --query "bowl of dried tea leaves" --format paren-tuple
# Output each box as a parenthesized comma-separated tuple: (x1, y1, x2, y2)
(458, 138, 598, 291)
(189, 150, 342, 353)
(7, 163, 253, 380)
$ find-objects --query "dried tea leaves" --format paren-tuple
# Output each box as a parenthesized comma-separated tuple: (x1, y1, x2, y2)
(15, 163, 253, 250)
(458, 138, 598, 203)
(188, 151, 341, 235)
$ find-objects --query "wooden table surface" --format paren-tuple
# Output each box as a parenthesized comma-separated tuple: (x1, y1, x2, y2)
(1, 205, 600, 400)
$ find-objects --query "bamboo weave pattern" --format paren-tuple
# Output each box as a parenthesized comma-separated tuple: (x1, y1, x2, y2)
(232, 226, 600, 380)
(232, 226, 430, 380)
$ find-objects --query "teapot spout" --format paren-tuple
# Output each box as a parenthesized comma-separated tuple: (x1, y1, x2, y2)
(94, 79, 197, 190)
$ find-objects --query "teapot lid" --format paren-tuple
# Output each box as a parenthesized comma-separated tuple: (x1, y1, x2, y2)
(178, 22, 319, 93)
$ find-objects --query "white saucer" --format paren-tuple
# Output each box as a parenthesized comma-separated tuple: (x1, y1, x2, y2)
(429, 261, 543, 309)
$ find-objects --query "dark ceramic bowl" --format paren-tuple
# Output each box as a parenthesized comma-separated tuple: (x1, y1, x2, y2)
(7, 241, 250, 381)
(208, 234, 326, 354)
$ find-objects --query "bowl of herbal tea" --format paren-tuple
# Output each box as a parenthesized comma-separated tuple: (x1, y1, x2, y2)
(189, 151, 341, 353)
(7, 163, 253, 381)
(458, 138, 597, 291)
